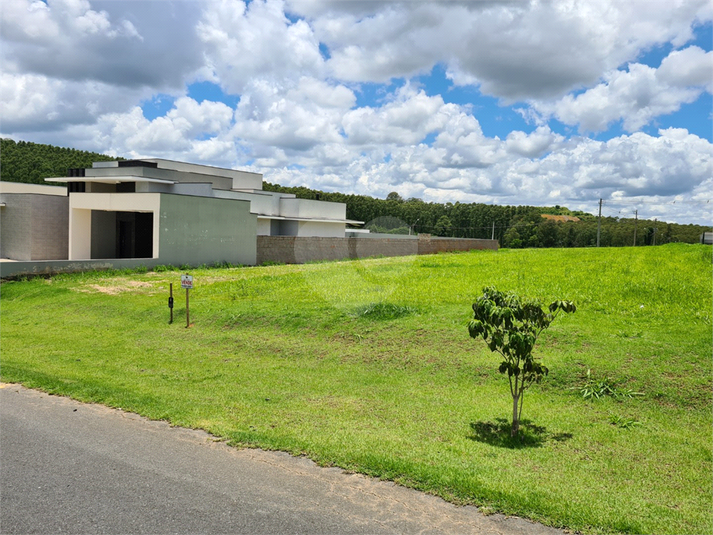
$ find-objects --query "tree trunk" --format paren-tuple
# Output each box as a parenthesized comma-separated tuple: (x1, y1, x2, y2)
(511, 394, 520, 437)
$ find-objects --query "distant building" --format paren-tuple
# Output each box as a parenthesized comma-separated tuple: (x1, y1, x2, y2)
(701, 232, 713, 245)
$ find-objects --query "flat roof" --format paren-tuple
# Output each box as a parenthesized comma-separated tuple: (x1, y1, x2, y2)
(92, 159, 262, 181)
(0, 181, 67, 196)
(257, 215, 363, 225)
(46, 176, 176, 185)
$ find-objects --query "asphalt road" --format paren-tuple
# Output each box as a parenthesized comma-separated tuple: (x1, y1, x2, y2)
(0, 383, 564, 535)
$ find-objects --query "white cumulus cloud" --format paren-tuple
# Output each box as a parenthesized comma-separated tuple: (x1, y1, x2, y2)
(530, 46, 713, 132)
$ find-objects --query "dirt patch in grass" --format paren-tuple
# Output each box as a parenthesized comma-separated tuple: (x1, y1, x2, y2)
(78, 279, 155, 295)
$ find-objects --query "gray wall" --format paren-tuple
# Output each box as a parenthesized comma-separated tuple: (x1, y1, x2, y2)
(158, 193, 257, 266)
(1, 193, 69, 261)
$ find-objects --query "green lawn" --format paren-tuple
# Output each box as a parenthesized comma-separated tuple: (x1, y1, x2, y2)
(2, 243, 711, 534)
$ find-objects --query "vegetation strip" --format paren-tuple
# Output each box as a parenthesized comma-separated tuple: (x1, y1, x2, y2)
(2, 138, 709, 246)
(2, 244, 711, 534)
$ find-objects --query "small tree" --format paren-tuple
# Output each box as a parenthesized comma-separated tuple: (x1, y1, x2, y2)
(468, 287, 576, 437)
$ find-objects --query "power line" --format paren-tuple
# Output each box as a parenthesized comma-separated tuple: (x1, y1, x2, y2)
(602, 199, 712, 206)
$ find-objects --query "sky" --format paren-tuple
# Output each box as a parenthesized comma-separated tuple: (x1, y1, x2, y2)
(1, 0, 712, 225)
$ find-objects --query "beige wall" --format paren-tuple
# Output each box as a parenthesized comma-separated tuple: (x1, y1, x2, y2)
(0, 181, 66, 196)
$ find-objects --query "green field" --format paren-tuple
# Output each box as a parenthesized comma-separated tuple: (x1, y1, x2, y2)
(2, 244, 711, 534)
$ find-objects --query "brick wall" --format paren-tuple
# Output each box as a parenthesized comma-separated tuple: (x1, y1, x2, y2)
(256, 235, 497, 265)
(31, 195, 69, 260)
(1, 194, 69, 261)
(1, 194, 32, 260)
(417, 235, 498, 255)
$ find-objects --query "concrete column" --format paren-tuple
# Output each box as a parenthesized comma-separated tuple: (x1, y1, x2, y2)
(69, 208, 91, 260)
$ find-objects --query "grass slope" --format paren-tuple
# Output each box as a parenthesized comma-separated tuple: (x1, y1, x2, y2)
(2, 244, 711, 534)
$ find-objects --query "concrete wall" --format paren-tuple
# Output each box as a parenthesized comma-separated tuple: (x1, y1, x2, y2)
(295, 221, 345, 237)
(158, 193, 257, 266)
(0, 193, 69, 261)
(279, 197, 346, 220)
(256, 218, 272, 236)
(216, 190, 287, 216)
(1, 258, 164, 279)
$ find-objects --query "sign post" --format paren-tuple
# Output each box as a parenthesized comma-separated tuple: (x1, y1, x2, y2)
(168, 283, 174, 324)
(181, 274, 193, 328)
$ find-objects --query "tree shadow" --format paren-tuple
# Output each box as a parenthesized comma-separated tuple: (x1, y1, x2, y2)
(467, 418, 573, 449)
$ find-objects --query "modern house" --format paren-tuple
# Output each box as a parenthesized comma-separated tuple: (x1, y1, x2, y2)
(0, 158, 497, 278)
(35, 158, 357, 266)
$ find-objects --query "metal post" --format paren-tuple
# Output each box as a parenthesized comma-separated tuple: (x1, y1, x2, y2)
(653, 219, 657, 246)
(491, 221, 495, 240)
(633, 209, 637, 246)
(596, 198, 602, 247)
(186, 287, 190, 328)
(169, 283, 173, 324)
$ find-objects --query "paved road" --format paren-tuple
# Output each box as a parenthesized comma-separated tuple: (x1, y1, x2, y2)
(0, 383, 564, 535)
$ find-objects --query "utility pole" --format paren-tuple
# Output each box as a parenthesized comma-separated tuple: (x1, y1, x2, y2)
(410, 218, 420, 236)
(653, 218, 657, 246)
(596, 198, 602, 247)
(633, 209, 638, 246)
(491, 221, 495, 240)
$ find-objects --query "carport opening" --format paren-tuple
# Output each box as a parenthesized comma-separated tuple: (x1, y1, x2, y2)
(91, 211, 154, 259)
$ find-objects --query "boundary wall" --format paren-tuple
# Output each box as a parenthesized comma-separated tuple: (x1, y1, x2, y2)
(1, 236, 497, 278)
(257, 235, 497, 265)
(0, 258, 164, 279)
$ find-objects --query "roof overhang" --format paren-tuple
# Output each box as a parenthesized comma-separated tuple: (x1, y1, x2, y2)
(46, 176, 176, 185)
(257, 214, 363, 225)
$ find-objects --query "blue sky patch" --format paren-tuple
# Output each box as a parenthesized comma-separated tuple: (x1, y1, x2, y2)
(187, 81, 240, 107)
(140, 94, 176, 120)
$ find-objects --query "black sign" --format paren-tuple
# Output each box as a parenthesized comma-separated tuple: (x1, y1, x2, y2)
(168, 297, 174, 309)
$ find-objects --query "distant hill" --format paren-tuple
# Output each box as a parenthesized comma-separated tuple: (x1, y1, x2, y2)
(0, 138, 122, 185)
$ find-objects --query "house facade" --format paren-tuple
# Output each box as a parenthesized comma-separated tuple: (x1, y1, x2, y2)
(29, 158, 357, 266)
